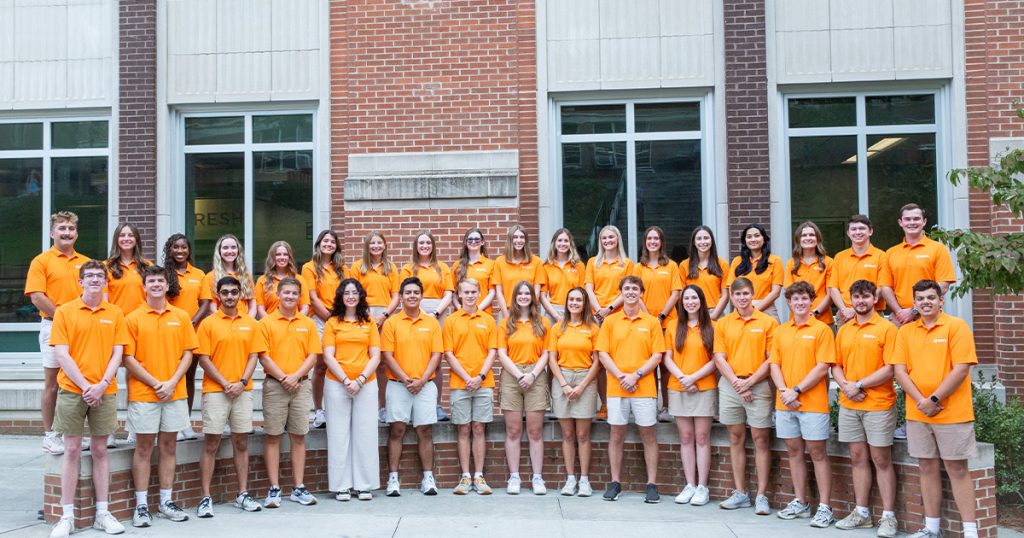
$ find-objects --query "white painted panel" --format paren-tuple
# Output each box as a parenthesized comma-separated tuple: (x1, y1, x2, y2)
(831, 27, 895, 81)
(894, 25, 952, 79)
(0, 0, 11, 7)
(167, 53, 217, 102)
(14, 5, 66, 61)
(216, 52, 272, 98)
(600, 0, 660, 38)
(271, 50, 318, 98)
(660, 0, 712, 35)
(271, 0, 317, 50)
(0, 8, 14, 62)
(67, 2, 110, 59)
(547, 39, 601, 90)
(829, 0, 892, 30)
(13, 60, 65, 103)
(66, 57, 108, 102)
(546, 0, 599, 40)
(217, 0, 271, 54)
(893, 0, 950, 26)
(774, 0, 828, 32)
(600, 37, 660, 88)
(0, 62, 14, 105)
(776, 30, 831, 83)
(660, 34, 713, 85)
(167, 0, 216, 54)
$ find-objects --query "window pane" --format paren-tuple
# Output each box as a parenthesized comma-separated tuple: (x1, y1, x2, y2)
(787, 97, 856, 128)
(186, 153, 244, 268)
(561, 142, 628, 259)
(635, 103, 700, 133)
(0, 331, 41, 351)
(636, 140, 701, 261)
(561, 105, 626, 135)
(253, 151, 313, 269)
(866, 95, 935, 126)
(52, 121, 109, 149)
(0, 123, 43, 151)
(253, 114, 313, 144)
(867, 133, 938, 249)
(789, 136, 859, 252)
(52, 157, 108, 261)
(185, 117, 245, 146)
(0, 158, 43, 322)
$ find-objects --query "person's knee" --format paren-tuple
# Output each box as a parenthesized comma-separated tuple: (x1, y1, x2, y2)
(389, 423, 407, 440)
(869, 447, 892, 469)
(752, 430, 771, 450)
(727, 426, 746, 445)
(639, 426, 657, 444)
(943, 459, 968, 478)
(289, 433, 305, 448)
(203, 437, 221, 455)
(471, 422, 485, 437)
(849, 444, 869, 465)
(918, 457, 940, 474)
(609, 425, 626, 442)
(415, 425, 433, 441)
(576, 428, 590, 445)
(458, 424, 471, 438)
(64, 439, 83, 459)
(807, 442, 827, 461)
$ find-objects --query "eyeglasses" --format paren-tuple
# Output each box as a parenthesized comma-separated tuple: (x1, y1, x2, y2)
(218, 289, 241, 296)
(81, 273, 106, 281)
(466, 237, 483, 244)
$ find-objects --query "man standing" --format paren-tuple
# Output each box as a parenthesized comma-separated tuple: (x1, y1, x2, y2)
(879, 204, 956, 326)
(596, 276, 665, 503)
(827, 215, 886, 325)
(832, 279, 899, 537)
(195, 276, 262, 517)
(381, 277, 443, 497)
(124, 266, 198, 527)
(25, 211, 91, 455)
(48, 260, 127, 538)
(893, 280, 979, 538)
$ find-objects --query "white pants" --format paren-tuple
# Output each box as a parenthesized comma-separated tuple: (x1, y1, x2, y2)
(325, 379, 380, 492)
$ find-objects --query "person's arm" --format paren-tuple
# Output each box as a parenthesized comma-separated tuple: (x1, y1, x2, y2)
(753, 284, 782, 311)
(540, 292, 561, 320)
(663, 347, 683, 378)
(496, 347, 524, 378)
(257, 305, 270, 319)
(746, 356, 772, 385)
(309, 292, 331, 320)
(478, 288, 496, 311)
(163, 350, 195, 400)
(380, 293, 400, 326)
(713, 351, 738, 385)
(29, 292, 57, 318)
(298, 304, 310, 316)
(793, 362, 830, 394)
(191, 302, 210, 327)
(711, 291, 729, 320)
(495, 285, 509, 317)
(828, 287, 853, 322)
(832, 362, 862, 401)
(770, 363, 799, 409)
(381, 351, 411, 384)
(259, 352, 288, 383)
(880, 286, 903, 315)
(812, 294, 832, 318)
(683, 357, 718, 391)
(197, 353, 232, 390)
(54, 344, 91, 392)
(411, 352, 442, 391)
(434, 290, 454, 318)
(938, 282, 950, 295)
(123, 354, 161, 392)
(547, 350, 568, 387)
(479, 348, 497, 383)
(931, 363, 971, 403)
(322, 346, 350, 383)
(660, 290, 681, 319)
(246, 299, 257, 318)
(584, 283, 602, 313)
(444, 351, 473, 386)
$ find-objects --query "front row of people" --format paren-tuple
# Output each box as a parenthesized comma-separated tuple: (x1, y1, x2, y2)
(48, 263, 979, 538)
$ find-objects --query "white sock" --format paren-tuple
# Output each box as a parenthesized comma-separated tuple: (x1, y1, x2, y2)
(566, 474, 576, 482)
(46, 431, 56, 438)
(882, 510, 895, 519)
(388, 472, 398, 481)
(461, 472, 471, 478)
(422, 471, 433, 479)
(159, 489, 172, 505)
(963, 522, 978, 538)
(135, 491, 147, 506)
(925, 517, 941, 534)
(856, 506, 870, 517)
(96, 501, 108, 514)
(580, 475, 589, 482)
(62, 504, 74, 518)
(473, 472, 483, 479)
(509, 472, 520, 480)
(532, 473, 543, 481)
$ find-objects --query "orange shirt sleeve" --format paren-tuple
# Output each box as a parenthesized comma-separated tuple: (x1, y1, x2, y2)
(380, 317, 396, 352)
(24, 256, 47, 295)
(950, 319, 978, 365)
(881, 322, 897, 364)
(770, 255, 784, 286)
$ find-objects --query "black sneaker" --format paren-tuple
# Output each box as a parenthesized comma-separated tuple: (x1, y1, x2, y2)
(644, 483, 661, 504)
(603, 481, 622, 501)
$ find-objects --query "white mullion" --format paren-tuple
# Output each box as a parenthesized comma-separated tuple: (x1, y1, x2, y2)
(863, 124, 936, 136)
(856, 96, 869, 215)
(243, 114, 254, 270)
(625, 104, 638, 260)
(787, 126, 858, 137)
(42, 120, 53, 251)
(561, 133, 632, 144)
(633, 131, 702, 142)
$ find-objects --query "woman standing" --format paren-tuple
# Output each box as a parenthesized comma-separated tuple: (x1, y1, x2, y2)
(498, 281, 551, 495)
(200, 234, 256, 317)
(493, 225, 545, 320)
(163, 233, 207, 439)
(302, 230, 347, 429)
(724, 224, 783, 319)
(584, 225, 633, 322)
(104, 223, 150, 315)
(322, 279, 381, 501)
(681, 226, 729, 320)
(255, 241, 310, 318)
(663, 285, 718, 507)
(450, 228, 496, 311)
(633, 226, 682, 327)
(785, 222, 834, 324)
(546, 287, 600, 497)
(540, 228, 585, 323)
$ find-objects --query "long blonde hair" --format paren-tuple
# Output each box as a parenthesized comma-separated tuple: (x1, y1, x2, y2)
(410, 230, 443, 279)
(263, 240, 299, 293)
(506, 280, 546, 338)
(212, 234, 254, 299)
(310, 230, 346, 281)
(358, 231, 395, 276)
(593, 225, 627, 266)
(545, 227, 582, 265)
(503, 224, 532, 263)
(456, 227, 488, 284)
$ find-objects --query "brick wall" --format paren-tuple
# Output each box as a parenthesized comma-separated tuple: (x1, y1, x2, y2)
(118, 0, 159, 259)
(964, 0, 1024, 397)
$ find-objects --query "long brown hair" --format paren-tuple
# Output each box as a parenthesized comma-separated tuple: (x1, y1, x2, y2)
(639, 226, 669, 266)
(507, 280, 546, 338)
(456, 227, 488, 284)
(790, 221, 828, 276)
(311, 230, 346, 281)
(558, 286, 597, 333)
(503, 224, 532, 263)
(674, 285, 714, 357)
(686, 225, 723, 280)
(105, 223, 149, 279)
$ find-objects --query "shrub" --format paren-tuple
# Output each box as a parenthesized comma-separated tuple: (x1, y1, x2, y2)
(973, 375, 1024, 503)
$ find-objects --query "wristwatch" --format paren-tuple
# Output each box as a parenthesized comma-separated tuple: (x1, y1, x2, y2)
(478, 373, 487, 381)
(793, 385, 803, 394)
(911, 307, 921, 318)
(812, 309, 820, 317)
(929, 394, 940, 404)
(854, 381, 863, 391)
(658, 313, 666, 321)
(240, 377, 249, 386)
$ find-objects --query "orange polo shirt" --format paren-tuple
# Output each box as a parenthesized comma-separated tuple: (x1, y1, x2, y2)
(380, 310, 443, 380)
(169, 263, 206, 318)
(725, 255, 784, 301)
(664, 318, 717, 391)
(713, 309, 778, 377)
(493, 255, 546, 306)
(254, 273, 311, 314)
(891, 313, 977, 424)
(50, 298, 128, 395)
(443, 309, 497, 389)
(125, 303, 199, 402)
(398, 262, 452, 299)
(547, 321, 598, 370)
(880, 236, 956, 308)
(24, 247, 90, 318)
(827, 245, 886, 310)
(681, 257, 729, 309)
(769, 317, 835, 413)
(633, 260, 683, 327)
(196, 310, 259, 393)
(301, 261, 345, 311)
(499, 318, 550, 365)
(322, 316, 381, 383)
(784, 257, 835, 324)
(835, 313, 897, 411)
(450, 257, 495, 306)
(106, 259, 149, 316)
(256, 310, 321, 375)
(595, 310, 666, 398)
(350, 260, 399, 307)
(585, 256, 634, 307)
(541, 260, 585, 305)
(199, 270, 255, 306)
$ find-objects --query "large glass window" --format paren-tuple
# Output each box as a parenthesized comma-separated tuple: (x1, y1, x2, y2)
(786, 93, 939, 250)
(183, 113, 314, 270)
(558, 100, 707, 261)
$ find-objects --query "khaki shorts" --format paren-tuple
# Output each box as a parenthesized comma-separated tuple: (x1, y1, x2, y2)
(668, 388, 718, 418)
(499, 364, 550, 412)
(550, 368, 598, 419)
(450, 388, 494, 425)
(838, 406, 897, 447)
(906, 420, 977, 460)
(127, 399, 190, 434)
(202, 390, 254, 434)
(262, 378, 313, 436)
(718, 378, 773, 429)
(53, 389, 118, 437)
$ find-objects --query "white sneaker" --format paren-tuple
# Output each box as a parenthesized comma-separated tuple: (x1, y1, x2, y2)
(506, 476, 521, 495)
(158, 500, 189, 522)
(93, 511, 125, 534)
(532, 476, 547, 495)
(560, 476, 578, 496)
(50, 516, 73, 538)
(125, 432, 136, 445)
(420, 475, 438, 495)
(675, 484, 697, 504)
(42, 433, 64, 455)
(657, 408, 673, 422)
(180, 425, 198, 440)
(197, 496, 213, 518)
(106, 434, 117, 448)
(577, 478, 593, 497)
(81, 437, 91, 451)
(690, 485, 710, 506)
(386, 476, 401, 497)
(312, 409, 327, 429)
(176, 430, 186, 441)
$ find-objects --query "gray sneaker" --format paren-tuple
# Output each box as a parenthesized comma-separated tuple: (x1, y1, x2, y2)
(907, 529, 941, 538)
(836, 510, 873, 530)
(719, 490, 751, 510)
(290, 486, 317, 505)
(131, 505, 151, 528)
(235, 492, 262, 512)
(778, 498, 811, 520)
(877, 515, 898, 538)
(755, 495, 771, 515)
(158, 501, 189, 522)
(197, 496, 213, 518)
(810, 505, 835, 528)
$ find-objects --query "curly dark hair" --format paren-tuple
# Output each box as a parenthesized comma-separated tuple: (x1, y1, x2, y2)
(160, 233, 191, 300)
(330, 278, 371, 324)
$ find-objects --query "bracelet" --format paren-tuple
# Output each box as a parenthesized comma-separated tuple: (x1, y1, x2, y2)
(357, 374, 367, 384)
(560, 382, 569, 388)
